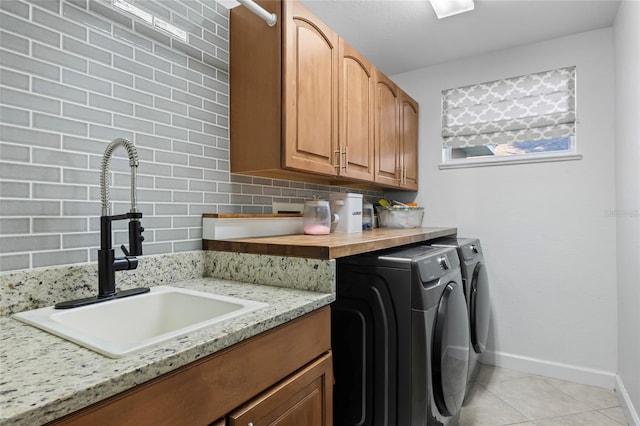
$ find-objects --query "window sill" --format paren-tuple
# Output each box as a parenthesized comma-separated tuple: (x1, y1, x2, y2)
(439, 152, 582, 170)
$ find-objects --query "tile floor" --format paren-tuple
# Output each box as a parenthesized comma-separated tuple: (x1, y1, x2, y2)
(459, 365, 628, 426)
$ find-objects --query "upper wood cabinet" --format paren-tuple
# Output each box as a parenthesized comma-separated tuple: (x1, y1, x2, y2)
(374, 70, 400, 187)
(230, 0, 339, 182)
(373, 70, 419, 190)
(230, 0, 417, 190)
(399, 91, 419, 190)
(282, 1, 339, 176)
(338, 39, 375, 182)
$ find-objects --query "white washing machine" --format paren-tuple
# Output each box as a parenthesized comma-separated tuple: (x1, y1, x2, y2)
(431, 238, 491, 393)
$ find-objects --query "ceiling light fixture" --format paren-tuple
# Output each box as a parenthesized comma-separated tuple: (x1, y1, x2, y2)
(429, 0, 475, 19)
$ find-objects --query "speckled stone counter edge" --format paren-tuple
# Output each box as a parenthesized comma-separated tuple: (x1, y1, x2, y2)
(0, 278, 334, 426)
(0, 250, 335, 316)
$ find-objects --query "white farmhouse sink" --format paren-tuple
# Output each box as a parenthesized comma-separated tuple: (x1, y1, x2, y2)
(13, 286, 267, 358)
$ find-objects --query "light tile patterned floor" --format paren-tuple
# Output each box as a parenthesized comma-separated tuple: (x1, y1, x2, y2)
(459, 365, 628, 426)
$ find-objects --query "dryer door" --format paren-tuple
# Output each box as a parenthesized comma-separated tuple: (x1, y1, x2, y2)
(432, 281, 470, 417)
(470, 261, 490, 354)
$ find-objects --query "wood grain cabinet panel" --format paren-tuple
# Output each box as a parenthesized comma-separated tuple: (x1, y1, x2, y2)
(374, 70, 420, 190)
(283, 1, 339, 176)
(399, 91, 419, 190)
(338, 40, 375, 182)
(228, 353, 332, 426)
(230, 0, 418, 190)
(374, 70, 400, 187)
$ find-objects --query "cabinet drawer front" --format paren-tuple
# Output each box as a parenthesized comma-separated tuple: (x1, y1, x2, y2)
(228, 352, 333, 426)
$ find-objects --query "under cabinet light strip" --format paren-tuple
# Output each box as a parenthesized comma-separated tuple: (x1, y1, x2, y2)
(113, 0, 152, 24)
(154, 18, 188, 42)
(237, 0, 277, 27)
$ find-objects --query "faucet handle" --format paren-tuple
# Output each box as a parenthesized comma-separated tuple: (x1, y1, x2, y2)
(120, 244, 130, 257)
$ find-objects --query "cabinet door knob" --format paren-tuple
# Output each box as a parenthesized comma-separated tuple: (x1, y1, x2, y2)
(248, 423, 254, 426)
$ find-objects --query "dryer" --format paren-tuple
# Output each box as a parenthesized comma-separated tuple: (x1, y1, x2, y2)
(332, 245, 469, 425)
(431, 238, 490, 390)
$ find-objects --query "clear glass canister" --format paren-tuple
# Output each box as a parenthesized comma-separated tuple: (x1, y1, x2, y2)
(303, 200, 332, 235)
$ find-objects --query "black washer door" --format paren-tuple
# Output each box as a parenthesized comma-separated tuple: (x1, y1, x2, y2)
(470, 262, 490, 354)
(432, 281, 469, 417)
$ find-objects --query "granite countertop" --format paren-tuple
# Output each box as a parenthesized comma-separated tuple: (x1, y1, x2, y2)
(0, 277, 334, 426)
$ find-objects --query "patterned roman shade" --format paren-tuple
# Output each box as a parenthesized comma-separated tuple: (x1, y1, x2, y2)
(441, 66, 576, 148)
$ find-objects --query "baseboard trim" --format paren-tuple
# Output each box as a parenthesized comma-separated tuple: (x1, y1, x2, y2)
(482, 350, 616, 389)
(616, 374, 640, 426)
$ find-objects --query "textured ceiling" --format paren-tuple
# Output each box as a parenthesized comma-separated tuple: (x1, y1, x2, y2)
(299, 0, 622, 75)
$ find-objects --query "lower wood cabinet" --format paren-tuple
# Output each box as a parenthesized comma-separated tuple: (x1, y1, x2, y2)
(49, 307, 332, 426)
(227, 353, 332, 426)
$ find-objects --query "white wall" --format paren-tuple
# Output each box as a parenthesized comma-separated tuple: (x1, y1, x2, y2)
(614, 1, 640, 422)
(390, 28, 618, 387)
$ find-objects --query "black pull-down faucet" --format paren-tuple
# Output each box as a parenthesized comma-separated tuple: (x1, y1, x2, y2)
(55, 138, 150, 309)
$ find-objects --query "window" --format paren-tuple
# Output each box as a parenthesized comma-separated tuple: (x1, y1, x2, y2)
(440, 66, 581, 168)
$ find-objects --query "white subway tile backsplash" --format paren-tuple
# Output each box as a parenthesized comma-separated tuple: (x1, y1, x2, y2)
(0, 0, 383, 272)
(0, 163, 61, 182)
(0, 1, 29, 17)
(0, 143, 29, 162)
(63, 2, 113, 33)
(0, 106, 29, 126)
(1, 50, 61, 80)
(0, 199, 60, 216)
(0, 218, 30, 234)
(0, 69, 29, 90)
(0, 254, 29, 270)
(155, 97, 188, 115)
(0, 29, 30, 54)
(1, 11, 61, 47)
(62, 69, 111, 94)
(63, 102, 111, 125)
(33, 217, 87, 233)
(1, 234, 60, 253)
(34, 78, 87, 104)
(64, 36, 111, 65)
(33, 8, 86, 40)
(33, 248, 88, 268)
(0, 181, 29, 198)
(115, 55, 154, 79)
(33, 42, 88, 72)
(2, 87, 61, 115)
(173, 115, 201, 131)
(62, 200, 100, 216)
(33, 183, 88, 200)
(88, 92, 133, 115)
(113, 26, 152, 50)
(89, 30, 133, 58)
(33, 113, 87, 135)
(133, 77, 171, 98)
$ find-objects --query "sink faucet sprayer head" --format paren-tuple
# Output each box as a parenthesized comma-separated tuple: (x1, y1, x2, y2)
(100, 138, 139, 217)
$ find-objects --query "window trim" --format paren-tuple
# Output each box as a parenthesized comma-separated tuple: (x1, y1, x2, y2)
(439, 151, 582, 169)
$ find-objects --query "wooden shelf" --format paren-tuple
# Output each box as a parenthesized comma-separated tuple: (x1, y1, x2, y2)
(202, 227, 457, 259)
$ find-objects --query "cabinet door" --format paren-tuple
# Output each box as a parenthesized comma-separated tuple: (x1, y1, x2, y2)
(338, 40, 374, 182)
(228, 352, 333, 426)
(399, 91, 419, 190)
(374, 70, 400, 187)
(282, 1, 339, 176)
